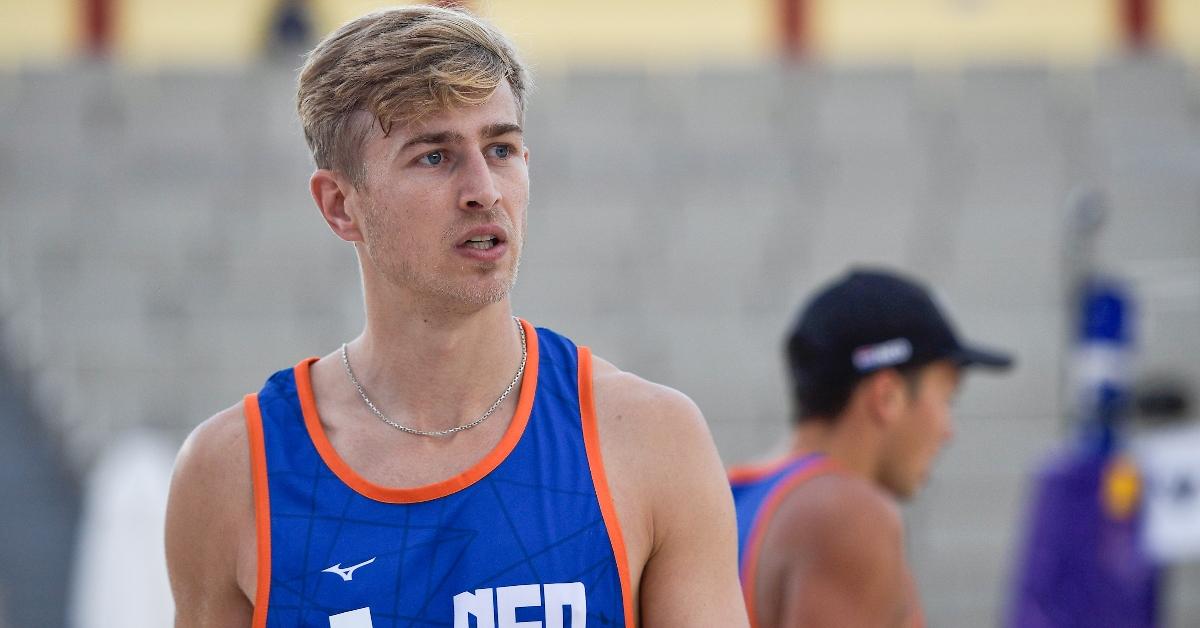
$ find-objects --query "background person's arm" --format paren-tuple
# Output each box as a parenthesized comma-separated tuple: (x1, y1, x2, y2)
(165, 403, 257, 627)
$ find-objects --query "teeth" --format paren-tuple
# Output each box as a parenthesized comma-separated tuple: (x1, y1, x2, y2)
(465, 235, 498, 249)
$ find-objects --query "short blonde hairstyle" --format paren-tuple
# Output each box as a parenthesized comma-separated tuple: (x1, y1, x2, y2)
(297, 5, 530, 186)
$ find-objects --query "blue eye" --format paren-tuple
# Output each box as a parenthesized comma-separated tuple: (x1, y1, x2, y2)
(421, 151, 444, 166)
(492, 145, 511, 159)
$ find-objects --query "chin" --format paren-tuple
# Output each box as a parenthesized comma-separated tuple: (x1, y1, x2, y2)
(883, 475, 922, 501)
(432, 272, 518, 309)
(905, 474, 934, 499)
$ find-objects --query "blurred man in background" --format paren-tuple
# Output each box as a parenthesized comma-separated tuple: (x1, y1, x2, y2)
(164, 6, 745, 627)
(730, 268, 1013, 627)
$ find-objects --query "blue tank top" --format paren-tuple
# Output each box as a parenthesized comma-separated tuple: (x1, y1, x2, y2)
(729, 454, 833, 607)
(243, 321, 633, 628)
(730, 455, 925, 628)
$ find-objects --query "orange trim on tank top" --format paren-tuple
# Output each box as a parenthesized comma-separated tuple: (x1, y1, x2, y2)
(728, 453, 818, 485)
(243, 394, 271, 628)
(577, 346, 637, 628)
(293, 318, 540, 504)
(741, 457, 838, 628)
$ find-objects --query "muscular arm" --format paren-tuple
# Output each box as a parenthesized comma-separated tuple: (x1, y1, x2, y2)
(591, 358, 748, 627)
(165, 403, 256, 627)
(761, 475, 914, 628)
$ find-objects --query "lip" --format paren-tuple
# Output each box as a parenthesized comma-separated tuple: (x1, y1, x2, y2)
(454, 225, 508, 263)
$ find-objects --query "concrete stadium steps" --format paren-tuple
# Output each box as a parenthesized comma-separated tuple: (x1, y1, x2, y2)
(1, 58, 1198, 625)
(816, 66, 920, 148)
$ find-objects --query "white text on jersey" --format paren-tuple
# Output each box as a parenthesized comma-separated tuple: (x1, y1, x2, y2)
(454, 582, 587, 628)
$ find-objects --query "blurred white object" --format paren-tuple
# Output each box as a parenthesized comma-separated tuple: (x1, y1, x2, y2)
(68, 431, 175, 628)
(1133, 421, 1200, 563)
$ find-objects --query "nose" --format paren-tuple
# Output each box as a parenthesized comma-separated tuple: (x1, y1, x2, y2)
(457, 151, 501, 211)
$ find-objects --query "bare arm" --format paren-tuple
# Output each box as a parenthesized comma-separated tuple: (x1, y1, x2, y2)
(164, 403, 256, 627)
(591, 358, 748, 627)
(764, 475, 913, 628)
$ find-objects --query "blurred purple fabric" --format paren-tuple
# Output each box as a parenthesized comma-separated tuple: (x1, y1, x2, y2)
(1007, 446, 1159, 628)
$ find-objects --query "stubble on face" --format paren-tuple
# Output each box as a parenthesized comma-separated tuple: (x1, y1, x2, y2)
(357, 191, 524, 309)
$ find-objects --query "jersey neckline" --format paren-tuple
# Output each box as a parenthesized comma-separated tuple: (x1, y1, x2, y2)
(291, 318, 541, 504)
(728, 451, 829, 485)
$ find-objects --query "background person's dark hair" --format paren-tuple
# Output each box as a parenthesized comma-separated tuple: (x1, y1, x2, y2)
(788, 356, 926, 424)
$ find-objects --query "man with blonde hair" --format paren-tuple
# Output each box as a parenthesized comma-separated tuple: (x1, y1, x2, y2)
(165, 5, 746, 627)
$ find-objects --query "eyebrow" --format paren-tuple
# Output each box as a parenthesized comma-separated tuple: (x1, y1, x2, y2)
(482, 123, 523, 138)
(399, 123, 523, 152)
(401, 131, 465, 152)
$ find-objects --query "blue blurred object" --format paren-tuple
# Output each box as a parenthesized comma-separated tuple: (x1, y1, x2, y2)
(1079, 280, 1129, 344)
(1073, 278, 1135, 455)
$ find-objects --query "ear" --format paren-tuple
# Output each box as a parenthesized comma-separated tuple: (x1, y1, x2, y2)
(311, 169, 364, 242)
(864, 370, 908, 427)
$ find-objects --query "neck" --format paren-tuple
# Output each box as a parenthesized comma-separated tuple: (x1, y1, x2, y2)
(345, 299, 525, 434)
(790, 416, 882, 482)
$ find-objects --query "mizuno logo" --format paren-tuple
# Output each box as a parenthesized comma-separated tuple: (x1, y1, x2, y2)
(323, 557, 377, 582)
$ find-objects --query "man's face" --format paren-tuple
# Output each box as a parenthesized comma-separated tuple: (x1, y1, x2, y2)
(879, 360, 961, 499)
(350, 81, 529, 309)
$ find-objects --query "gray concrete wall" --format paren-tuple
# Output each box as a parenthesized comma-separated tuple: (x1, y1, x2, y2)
(1, 58, 1197, 625)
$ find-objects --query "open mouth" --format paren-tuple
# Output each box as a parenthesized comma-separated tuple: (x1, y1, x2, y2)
(463, 235, 500, 250)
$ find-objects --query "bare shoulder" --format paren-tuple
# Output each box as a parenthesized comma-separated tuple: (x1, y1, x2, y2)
(166, 401, 257, 624)
(588, 354, 708, 444)
(772, 470, 902, 564)
(587, 354, 716, 548)
(780, 472, 903, 545)
(170, 401, 254, 504)
(757, 471, 909, 626)
(587, 353, 747, 626)
(587, 354, 717, 495)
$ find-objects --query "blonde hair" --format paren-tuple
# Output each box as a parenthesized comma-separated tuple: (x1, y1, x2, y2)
(297, 5, 530, 186)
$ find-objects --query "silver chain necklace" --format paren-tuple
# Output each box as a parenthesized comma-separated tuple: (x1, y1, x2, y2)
(340, 318, 527, 438)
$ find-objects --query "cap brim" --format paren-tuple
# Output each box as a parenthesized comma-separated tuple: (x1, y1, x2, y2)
(952, 344, 1014, 370)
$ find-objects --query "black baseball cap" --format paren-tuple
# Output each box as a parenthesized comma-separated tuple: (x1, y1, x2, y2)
(786, 268, 1013, 389)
